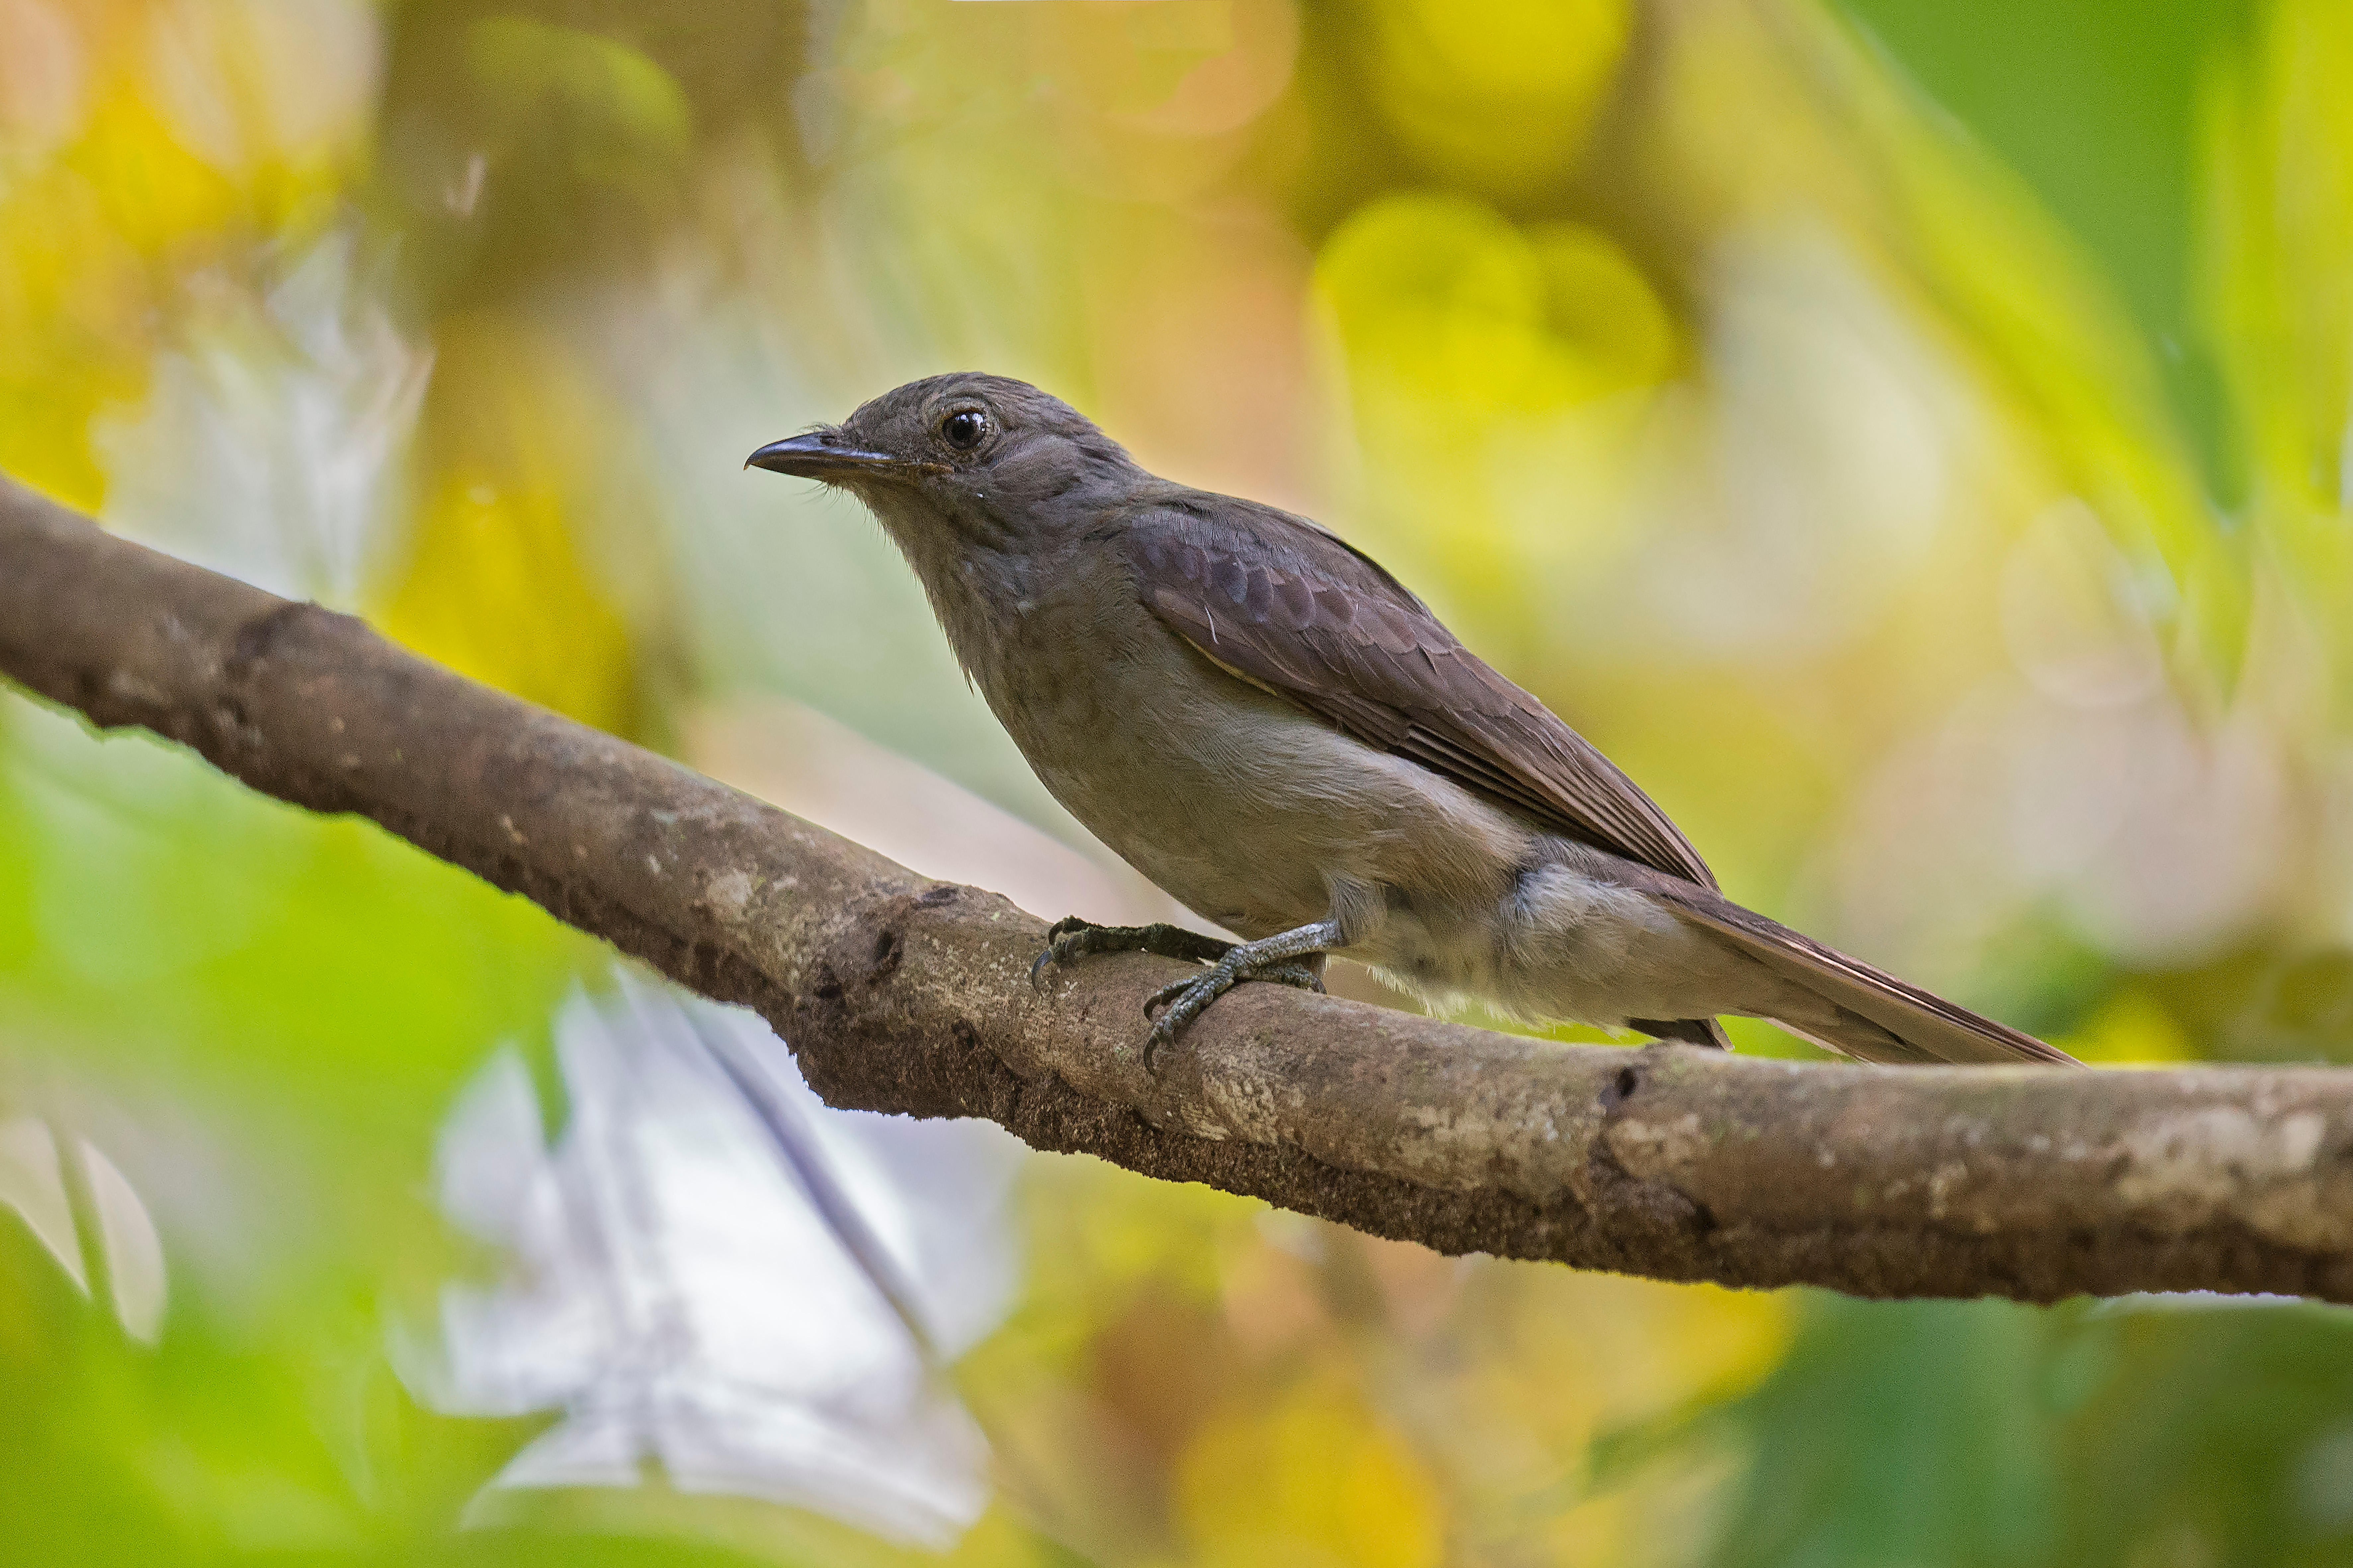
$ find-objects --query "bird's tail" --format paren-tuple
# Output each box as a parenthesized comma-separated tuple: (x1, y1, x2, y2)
(1648, 883, 2078, 1066)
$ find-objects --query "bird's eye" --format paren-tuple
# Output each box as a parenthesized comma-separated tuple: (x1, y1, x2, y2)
(940, 409, 988, 451)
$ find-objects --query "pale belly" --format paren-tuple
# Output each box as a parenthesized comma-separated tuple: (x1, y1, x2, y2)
(978, 625, 1526, 942)
(1016, 684, 1466, 939)
(1013, 690, 1769, 1030)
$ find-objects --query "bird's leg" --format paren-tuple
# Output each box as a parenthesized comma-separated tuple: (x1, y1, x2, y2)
(1142, 918, 1343, 1064)
(1030, 916, 1236, 988)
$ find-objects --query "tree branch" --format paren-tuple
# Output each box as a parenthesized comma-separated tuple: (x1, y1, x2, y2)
(6, 473, 2352, 1303)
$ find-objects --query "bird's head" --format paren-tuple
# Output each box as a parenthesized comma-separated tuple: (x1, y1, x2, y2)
(746, 373, 1140, 554)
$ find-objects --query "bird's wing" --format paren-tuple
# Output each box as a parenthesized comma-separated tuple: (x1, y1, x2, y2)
(1121, 505, 1719, 888)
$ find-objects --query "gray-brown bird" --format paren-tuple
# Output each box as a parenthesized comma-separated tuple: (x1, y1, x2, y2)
(748, 373, 2075, 1067)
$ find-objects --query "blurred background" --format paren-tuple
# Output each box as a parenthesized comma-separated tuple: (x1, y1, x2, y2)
(6, 0, 2353, 1561)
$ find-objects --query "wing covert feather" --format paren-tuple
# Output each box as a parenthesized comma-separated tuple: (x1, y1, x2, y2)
(1122, 507, 1719, 888)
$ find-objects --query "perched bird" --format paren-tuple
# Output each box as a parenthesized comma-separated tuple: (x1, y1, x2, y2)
(748, 373, 2075, 1067)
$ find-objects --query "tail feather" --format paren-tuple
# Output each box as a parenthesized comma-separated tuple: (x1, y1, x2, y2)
(1646, 883, 2078, 1067)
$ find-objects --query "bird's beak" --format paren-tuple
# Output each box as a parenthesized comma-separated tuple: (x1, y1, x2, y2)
(744, 430, 913, 479)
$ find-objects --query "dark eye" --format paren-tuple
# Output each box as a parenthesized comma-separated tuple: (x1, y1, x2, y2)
(941, 409, 988, 451)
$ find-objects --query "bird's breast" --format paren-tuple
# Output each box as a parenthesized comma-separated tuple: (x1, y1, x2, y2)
(966, 590, 1529, 940)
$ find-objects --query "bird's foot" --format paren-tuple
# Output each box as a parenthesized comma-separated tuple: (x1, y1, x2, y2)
(1029, 917, 1236, 989)
(1141, 919, 1343, 1068)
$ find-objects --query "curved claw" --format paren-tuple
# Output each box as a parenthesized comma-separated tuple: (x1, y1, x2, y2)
(1141, 969, 1224, 1065)
(1139, 957, 1329, 1069)
(1142, 972, 1217, 1021)
(1029, 915, 1103, 990)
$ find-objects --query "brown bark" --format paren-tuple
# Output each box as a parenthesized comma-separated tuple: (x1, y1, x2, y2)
(6, 472, 2352, 1303)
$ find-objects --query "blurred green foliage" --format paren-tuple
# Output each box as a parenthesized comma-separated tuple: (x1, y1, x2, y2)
(8, 0, 2353, 1564)
(1837, 0, 2258, 501)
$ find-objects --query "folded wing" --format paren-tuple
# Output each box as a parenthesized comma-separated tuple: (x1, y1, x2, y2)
(1121, 503, 1718, 888)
